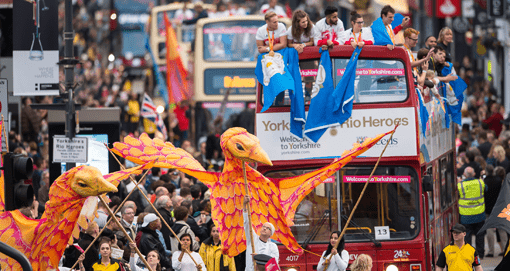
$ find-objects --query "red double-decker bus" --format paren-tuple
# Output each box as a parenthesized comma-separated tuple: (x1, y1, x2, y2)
(255, 46, 457, 271)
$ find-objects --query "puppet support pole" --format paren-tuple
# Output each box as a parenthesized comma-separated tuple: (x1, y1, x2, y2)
(323, 126, 397, 269)
(108, 146, 200, 267)
(98, 196, 154, 271)
(243, 162, 257, 271)
(70, 166, 154, 271)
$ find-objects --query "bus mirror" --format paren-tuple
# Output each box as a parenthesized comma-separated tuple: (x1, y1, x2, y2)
(422, 175, 433, 192)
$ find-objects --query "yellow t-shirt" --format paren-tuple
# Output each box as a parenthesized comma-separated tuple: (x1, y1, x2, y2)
(436, 243, 481, 271)
(92, 260, 120, 271)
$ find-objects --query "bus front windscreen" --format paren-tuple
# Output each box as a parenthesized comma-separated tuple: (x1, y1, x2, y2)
(202, 20, 265, 62)
(333, 58, 408, 103)
(264, 165, 419, 245)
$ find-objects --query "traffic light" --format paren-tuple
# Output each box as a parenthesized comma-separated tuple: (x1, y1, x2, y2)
(3, 153, 34, 211)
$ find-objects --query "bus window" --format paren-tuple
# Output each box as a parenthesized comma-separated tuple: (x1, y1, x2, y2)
(446, 153, 455, 205)
(265, 169, 338, 244)
(440, 157, 448, 210)
(202, 21, 265, 62)
(340, 166, 420, 241)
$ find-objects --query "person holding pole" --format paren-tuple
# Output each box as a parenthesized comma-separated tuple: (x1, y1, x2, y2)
(243, 195, 279, 271)
(129, 242, 162, 271)
(92, 240, 122, 271)
(317, 231, 349, 271)
(172, 233, 207, 271)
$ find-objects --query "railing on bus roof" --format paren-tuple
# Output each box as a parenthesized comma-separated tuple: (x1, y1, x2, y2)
(193, 15, 291, 102)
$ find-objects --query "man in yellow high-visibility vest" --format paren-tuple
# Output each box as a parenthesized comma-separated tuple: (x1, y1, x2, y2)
(458, 167, 487, 258)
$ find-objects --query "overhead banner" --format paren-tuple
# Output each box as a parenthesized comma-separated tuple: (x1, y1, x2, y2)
(13, 0, 59, 96)
(256, 107, 418, 161)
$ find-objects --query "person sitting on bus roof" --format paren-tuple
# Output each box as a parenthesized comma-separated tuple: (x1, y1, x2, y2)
(230, 3, 248, 16)
(243, 196, 279, 271)
(211, 1, 231, 18)
(286, 10, 315, 54)
(260, 0, 287, 18)
(256, 12, 288, 54)
(174, 2, 194, 24)
(317, 231, 349, 271)
(182, 1, 208, 25)
(338, 11, 374, 49)
(314, 6, 344, 50)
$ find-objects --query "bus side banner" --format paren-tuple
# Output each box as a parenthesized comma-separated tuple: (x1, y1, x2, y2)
(343, 175, 411, 183)
(256, 107, 417, 161)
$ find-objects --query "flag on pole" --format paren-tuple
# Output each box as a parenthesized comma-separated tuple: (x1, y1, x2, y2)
(255, 48, 305, 138)
(442, 63, 467, 125)
(163, 12, 189, 105)
(480, 174, 510, 271)
(304, 48, 361, 142)
(416, 88, 429, 137)
(141, 93, 168, 140)
(145, 34, 169, 106)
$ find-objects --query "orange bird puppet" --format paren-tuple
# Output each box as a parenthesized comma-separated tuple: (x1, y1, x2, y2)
(111, 127, 395, 257)
(0, 162, 154, 270)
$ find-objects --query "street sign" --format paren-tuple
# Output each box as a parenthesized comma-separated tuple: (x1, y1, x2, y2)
(52, 136, 88, 163)
(13, 0, 59, 96)
(489, 0, 506, 17)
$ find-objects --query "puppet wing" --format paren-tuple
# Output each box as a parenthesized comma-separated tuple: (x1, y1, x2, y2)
(277, 128, 396, 222)
(111, 133, 219, 186)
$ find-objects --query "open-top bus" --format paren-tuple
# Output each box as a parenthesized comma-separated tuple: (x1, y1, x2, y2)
(255, 45, 457, 271)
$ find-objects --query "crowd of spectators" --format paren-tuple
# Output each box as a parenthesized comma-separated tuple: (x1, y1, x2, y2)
(9, 0, 510, 270)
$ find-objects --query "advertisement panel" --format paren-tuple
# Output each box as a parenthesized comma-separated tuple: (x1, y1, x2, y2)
(13, 0, 58, 96)
(256, 107, 417, 161)
(204, 68, 257, 95)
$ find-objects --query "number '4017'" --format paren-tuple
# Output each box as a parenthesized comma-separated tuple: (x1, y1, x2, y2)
(286, 255, 299, 262)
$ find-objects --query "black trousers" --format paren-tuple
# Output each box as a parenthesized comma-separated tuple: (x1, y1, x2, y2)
(465, 221, 485, 256)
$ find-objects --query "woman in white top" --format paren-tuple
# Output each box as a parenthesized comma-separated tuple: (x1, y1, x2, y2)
(287, 10, 315, 54)
(338, 11, 374, 49)
(317, 231, 349, 271)
(129, 242, 162, 271)
(172, 233, 207, 271)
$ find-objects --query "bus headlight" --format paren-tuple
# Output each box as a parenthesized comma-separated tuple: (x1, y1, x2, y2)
(386, 265, 399, 271)
(287, 268, 298, 271)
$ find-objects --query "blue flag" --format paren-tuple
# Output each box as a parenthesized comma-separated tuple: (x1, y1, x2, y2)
(304, 48, 362, 143)
(371, 17, 393, 46)
(332, 47, 361, 114)
(416, 88, 429, 137)
(391, 13, 404, 29)
(442, 63, 467, 125)
(256, 48, 295, 113)
(286, 49, 306, 138)
(255, 48, 305, 138)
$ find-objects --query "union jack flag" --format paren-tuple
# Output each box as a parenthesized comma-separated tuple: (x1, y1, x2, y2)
(141, 93, 168, 140)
